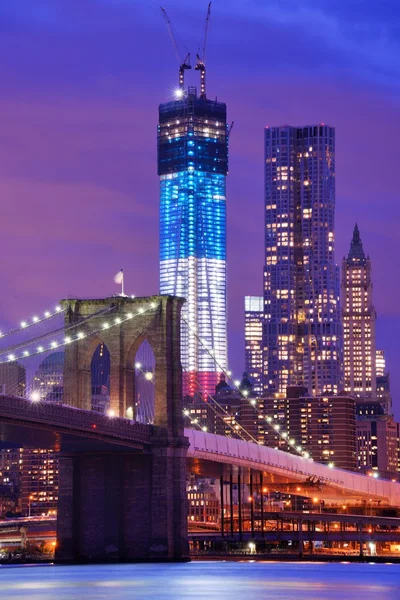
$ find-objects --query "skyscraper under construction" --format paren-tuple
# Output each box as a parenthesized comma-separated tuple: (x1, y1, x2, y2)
(158, 7, 228, 397)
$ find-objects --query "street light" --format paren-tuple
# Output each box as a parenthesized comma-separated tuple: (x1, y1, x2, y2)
(28, 495, 34, 518)
(313, 497, 322, 514)
(262, 487, 270, 510)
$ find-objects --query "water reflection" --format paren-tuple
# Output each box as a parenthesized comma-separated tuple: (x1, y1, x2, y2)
(0, 562, 399, 600)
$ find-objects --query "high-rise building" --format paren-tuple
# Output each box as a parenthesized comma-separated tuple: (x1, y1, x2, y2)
(342, 224, 376, 397)
(32, 352, 64, 402)
(357, 418, 398, 478)
(158, 79, 229, 397)
(244, 296, 264, 396)
(0, 362, 26, 397)
(20, 448, 58, 517)
(376, 349, 386, 378)
(287, 389, 357, 471)
(263, 125, 342, 395)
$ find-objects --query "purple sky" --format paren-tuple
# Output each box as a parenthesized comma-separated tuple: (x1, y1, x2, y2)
(0, 1, 399, 415)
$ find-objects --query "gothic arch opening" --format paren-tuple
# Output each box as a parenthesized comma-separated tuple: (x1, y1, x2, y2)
(133, 339, 155, 424)
(90, 342, 110, 413)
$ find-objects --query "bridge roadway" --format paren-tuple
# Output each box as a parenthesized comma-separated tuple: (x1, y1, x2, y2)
(1, 396, 400, 506)
(0, 517, 56, 546)
(186, 429, 400, 506)
(0, 394, 152, 452)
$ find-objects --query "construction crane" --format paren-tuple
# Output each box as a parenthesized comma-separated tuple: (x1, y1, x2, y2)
(195, 2, 212, 99)
(161, 7, 191, 92)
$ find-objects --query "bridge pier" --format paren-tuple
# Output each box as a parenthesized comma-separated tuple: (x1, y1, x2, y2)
(56, 439, 189, 562)
(54, 295, 189, 562)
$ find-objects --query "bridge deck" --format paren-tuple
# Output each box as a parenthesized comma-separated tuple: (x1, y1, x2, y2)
(0, 395, 152, 450)
(185, 429, 400, 506)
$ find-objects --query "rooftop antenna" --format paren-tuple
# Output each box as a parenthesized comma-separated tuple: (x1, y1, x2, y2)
(161, 7, 191, 92)
(195, 2, 212, 99)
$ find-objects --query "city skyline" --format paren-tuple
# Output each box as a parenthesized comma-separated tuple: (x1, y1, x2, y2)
(0, 1, 399, 413)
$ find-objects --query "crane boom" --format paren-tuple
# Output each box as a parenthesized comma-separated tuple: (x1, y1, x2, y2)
(201, 2, 212, 65)
(161, 7, 191, 90)
(195, 2, 212, 99)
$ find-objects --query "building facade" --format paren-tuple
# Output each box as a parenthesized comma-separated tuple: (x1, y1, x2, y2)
(31, 352, 64, 402)
(286, 388, 357, 470)
(357, 417, 398, 478)
(263, 125, 342, 396)
(158, 85, 228, 397)
(342, 224, 377, 397)
(244, 296, 264, 396)
(0, 363, 26, 397)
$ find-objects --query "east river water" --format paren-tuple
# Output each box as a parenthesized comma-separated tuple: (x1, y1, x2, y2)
(1, 562, 400, 599)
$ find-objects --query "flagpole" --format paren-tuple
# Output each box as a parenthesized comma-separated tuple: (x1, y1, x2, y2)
(121, 267, 124, 296)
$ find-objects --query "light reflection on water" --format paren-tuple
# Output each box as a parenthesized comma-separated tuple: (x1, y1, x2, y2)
(0, 562, 400, 600)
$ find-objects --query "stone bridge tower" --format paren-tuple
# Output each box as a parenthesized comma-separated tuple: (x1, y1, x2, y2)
(56, 295, 189, 562)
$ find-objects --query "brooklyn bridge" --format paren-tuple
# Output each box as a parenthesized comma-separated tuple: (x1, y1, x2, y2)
(0, 295, 399, 561)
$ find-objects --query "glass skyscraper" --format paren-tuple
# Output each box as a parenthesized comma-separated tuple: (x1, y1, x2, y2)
(263, 125, 342, 395)
(158, 86, 228, 397)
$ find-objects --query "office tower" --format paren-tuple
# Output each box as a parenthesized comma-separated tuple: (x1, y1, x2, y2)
(244, 296, 264, 396)
(158, 80, 228, 397)
(0, 448, 23, 516)
(357, 418, 398, 478)
(0, 362, 26, 397)
(342, 224, 376, 397)
(287, 391, 357, 470)
(20, 448, 59, 517)
(263, 125, 342, 395)
(32, 352, 64, 402)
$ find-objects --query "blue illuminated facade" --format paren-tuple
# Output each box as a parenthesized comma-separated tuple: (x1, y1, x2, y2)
(158, 87, 228, 396)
